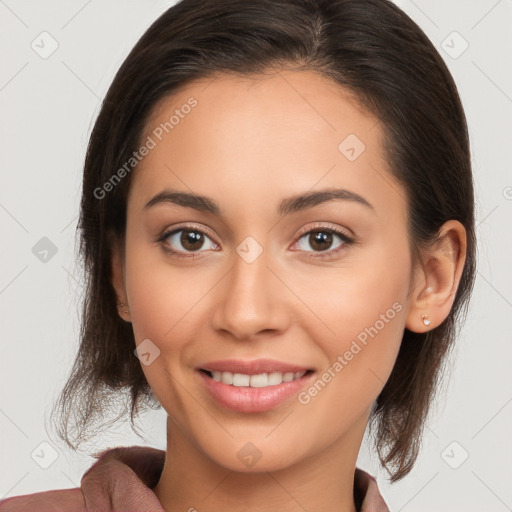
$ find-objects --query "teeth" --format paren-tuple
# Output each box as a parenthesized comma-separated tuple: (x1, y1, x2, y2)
(209, 370, 307, 387)
(232, 373, 250, 386)
(220, 371, 233, 385)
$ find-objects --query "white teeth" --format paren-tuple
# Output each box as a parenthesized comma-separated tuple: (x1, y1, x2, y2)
(249, 373, 268, 387)
(220, 371, 233, 385)
(232, 373, 250, 386)
(209, 370, 307, 387)
(267, 372, 283, 385)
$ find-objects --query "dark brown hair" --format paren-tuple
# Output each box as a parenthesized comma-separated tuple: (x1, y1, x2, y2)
(50, 0, 476, 482)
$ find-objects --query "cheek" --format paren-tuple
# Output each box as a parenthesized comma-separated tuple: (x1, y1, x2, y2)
(123, 248, 208, 411)
(124, 217, 411, 407)
(299, 246, 409, 341)
(296, 238, 411, 392)
(124, 236, 206, 341)
(123, 244, 219, 387)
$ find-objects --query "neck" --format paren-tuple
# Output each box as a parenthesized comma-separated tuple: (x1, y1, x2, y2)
(153, 415, 367, 512)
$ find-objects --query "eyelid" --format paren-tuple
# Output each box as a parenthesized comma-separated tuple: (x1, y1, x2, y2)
(293, 222, 354, 242)
(290, 222, 355, 259)
(160, 222, 217, 242)
(157, 221, 355, 258)
(156, 222, 219, 257)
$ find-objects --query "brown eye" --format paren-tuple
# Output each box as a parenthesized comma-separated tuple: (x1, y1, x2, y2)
(296, 228, 349, 254)
(160, 227, 218, 256)
(308, 231, 334, 251)
(180, 230, 205, 251)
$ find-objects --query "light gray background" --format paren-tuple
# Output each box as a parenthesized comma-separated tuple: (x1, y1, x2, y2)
(1, 1, 511, 510)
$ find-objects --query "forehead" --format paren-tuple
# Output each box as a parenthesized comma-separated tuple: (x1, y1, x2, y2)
(145, 69, 375, 141)
(129, 69, 406, 226)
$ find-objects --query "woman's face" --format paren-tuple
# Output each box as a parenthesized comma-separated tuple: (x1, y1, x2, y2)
(114, 69, 419, 471)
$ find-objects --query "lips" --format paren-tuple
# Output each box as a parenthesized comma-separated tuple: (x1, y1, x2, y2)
(198, 358, 312, 375)
(196, 359, 315, 412)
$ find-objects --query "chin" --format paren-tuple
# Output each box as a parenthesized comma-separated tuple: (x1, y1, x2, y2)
(199, 435, 308, 474)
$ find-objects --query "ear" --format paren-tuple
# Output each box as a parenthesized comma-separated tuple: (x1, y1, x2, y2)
(405, 220, 467, 333)
(110, 233, 131, 323)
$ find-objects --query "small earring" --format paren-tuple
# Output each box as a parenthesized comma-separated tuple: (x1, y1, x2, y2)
(421, 314, 430, 326)
(118, 302, 129, 314)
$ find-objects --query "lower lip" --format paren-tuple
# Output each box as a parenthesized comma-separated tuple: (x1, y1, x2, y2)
(197, 370, 314, 413)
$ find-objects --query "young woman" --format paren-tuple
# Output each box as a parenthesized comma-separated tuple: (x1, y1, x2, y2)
(0, 0, 475, 510)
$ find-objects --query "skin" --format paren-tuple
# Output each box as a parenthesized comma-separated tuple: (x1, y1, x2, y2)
(111, 69, 467, 512)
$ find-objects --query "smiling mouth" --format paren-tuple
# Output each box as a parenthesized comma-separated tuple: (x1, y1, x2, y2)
(199, 369, 314, 388)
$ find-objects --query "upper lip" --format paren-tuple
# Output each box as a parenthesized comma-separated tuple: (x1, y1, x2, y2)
(199, 359, 312, 375)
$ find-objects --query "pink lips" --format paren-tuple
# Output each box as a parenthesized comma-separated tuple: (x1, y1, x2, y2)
(196, 358, 315, 413)
(199, 358, 311, 375)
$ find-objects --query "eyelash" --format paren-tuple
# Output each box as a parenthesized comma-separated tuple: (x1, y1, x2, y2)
(156, 223, 355, 260)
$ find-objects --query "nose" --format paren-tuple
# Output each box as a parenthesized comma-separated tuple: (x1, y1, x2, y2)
(210, 245, 290, 341)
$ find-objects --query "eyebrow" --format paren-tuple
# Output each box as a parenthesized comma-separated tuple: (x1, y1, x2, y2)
(144, 187, 374, 216)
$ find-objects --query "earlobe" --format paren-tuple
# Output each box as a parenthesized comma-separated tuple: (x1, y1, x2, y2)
(405, 220, 467, 333)
(110, 235, 131, 323)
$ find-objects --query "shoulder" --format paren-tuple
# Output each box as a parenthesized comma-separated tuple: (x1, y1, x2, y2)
(0, 487, 85, 512)
(0, 446, 166, 512)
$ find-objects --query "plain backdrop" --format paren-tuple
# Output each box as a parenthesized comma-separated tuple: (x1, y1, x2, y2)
(1, 0, 511, 510)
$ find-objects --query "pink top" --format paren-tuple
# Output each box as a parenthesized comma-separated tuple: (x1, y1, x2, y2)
(0, 445, 389, 511)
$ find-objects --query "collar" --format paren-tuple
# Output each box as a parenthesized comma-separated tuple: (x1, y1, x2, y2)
(0, 445, 389, 511)
(82, 445, 389, 511)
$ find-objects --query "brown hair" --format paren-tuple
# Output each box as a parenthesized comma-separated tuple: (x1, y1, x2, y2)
(50, 0, 476, 482)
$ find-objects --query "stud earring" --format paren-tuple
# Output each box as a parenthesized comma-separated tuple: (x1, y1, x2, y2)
(421, 314, 430, 326)
(118, 302, 129, 314)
